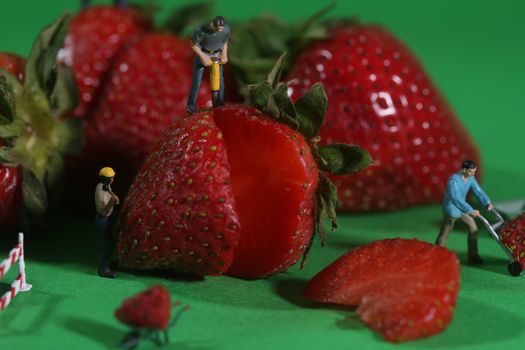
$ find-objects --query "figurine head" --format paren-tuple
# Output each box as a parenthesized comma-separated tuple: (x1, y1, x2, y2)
(211, 16, 225, 32)
(460, 160, 477, 178)
(99, 167, 115, 190)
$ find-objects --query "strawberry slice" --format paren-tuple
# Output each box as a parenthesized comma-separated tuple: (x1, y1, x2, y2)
(115, 285, 171, 330)
(304, 238, 460, 342)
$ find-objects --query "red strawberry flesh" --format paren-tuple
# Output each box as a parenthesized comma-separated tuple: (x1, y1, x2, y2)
(212, 106, 318, 278)
(304, 238, 460, 342)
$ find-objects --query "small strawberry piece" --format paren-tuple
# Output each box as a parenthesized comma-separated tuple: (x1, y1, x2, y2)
(115, 285, 171, 330)
(0, 52, 24, 82)
(304, 238, 460, 342)
(288, 24, 480, 211)
(500, 213, 525, 269)
(61, 5, 150, 117)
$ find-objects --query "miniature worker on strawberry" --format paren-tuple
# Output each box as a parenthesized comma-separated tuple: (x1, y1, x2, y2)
(436, 160, 493, 264)
(187, 16, 230, 114)
(95, 167, 120, 278)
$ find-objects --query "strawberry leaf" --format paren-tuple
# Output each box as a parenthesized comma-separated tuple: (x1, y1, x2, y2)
(294, 83, 327, 139)
(317, 173, 338, 234)
(273, 82, 296, 117)
(0, 146, 15, 164)
(25, 14, 70, 96)
(22, 167, 48, 217)
(266, 52, 287, 88)
(318, 144, 373, 175)
(0, 75, 16, 123)
(247, 81, 279, 118)
(50, 64, 79, 116)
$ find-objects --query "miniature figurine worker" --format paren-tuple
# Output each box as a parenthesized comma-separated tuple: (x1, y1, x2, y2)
(435, 160, 493, 264)
(186, 16, 231, 114)
(95, 167, 120, 278)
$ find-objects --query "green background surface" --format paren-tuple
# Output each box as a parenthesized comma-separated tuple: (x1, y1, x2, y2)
(1, 0, 524, 349)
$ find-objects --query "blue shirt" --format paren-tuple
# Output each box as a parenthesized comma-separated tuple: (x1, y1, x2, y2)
(442, 173, 490, 218)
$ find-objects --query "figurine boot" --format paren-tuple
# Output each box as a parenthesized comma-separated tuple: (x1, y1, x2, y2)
(468, 234, 484, 265)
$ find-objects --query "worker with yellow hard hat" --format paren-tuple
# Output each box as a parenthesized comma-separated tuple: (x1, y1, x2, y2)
(95, 167, 120, 278)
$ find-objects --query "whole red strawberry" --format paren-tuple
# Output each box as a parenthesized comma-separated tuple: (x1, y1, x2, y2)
(304, 238, 460, 342)
(1, 16, 81, 234)
(60, 4, 150, 118)
(287, 23, 480, 211)
(500, 212, 525, 274)
(115, 285, 171, 329)
(116, 63, 371, 278)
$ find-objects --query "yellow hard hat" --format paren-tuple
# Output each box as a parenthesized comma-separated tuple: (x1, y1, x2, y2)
(99, 167, 116, 177)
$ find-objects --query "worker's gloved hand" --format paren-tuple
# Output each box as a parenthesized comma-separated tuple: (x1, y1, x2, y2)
(487, 203, 494, 211)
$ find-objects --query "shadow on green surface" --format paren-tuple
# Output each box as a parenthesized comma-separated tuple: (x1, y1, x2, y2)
(62, 316, 122, 349)
(456, 252, 510, 277)
(63, 316, 215, 350)
(0, 291, 66, 336)
(0, 281, 9, 295)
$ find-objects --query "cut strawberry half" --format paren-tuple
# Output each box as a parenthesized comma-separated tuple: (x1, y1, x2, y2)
(214, 106, 318, 278)
(304, 238, 460, 342)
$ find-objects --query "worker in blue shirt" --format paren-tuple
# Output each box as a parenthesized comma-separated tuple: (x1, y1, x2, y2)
(435, 160, 493, 264)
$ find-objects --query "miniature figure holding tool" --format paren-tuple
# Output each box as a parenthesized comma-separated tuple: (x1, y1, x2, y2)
(435, 160, 493, 264)
(186, 16, 230, 114)
(95, 167, 120, 278)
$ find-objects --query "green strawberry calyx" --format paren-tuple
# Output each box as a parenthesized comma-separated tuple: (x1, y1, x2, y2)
(246, 53, 372, 267)
(0, 14, 83, 222)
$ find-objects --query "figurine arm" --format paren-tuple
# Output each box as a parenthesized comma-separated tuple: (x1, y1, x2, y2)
(470, 178, 491, 208)
(220, 41, 228, 64)
(192, 44, 212, 67)
(448, 178, 475, 214)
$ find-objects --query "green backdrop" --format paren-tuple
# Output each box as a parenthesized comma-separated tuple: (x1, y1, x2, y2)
(1, 0, 524, 349)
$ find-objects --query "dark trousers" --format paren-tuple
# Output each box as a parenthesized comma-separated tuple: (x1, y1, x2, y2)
(95, 214, 113, 272)
(186, 56, 224, 113)
(435, 214, 479, 257)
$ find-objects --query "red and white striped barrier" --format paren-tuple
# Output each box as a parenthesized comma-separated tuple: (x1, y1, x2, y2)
(0, 233, 32, 312)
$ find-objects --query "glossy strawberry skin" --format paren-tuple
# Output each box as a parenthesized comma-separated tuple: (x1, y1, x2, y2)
(304, 238, 460, 342)
(115, 285, 171, 330)
(60, 5, 150, 118)
(288, 24, 480, 211)
(76, 33, 211, 188)
(116, 112, 241, 276)
(500, 213, 525, 269)
(117, 105, 319, 278)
